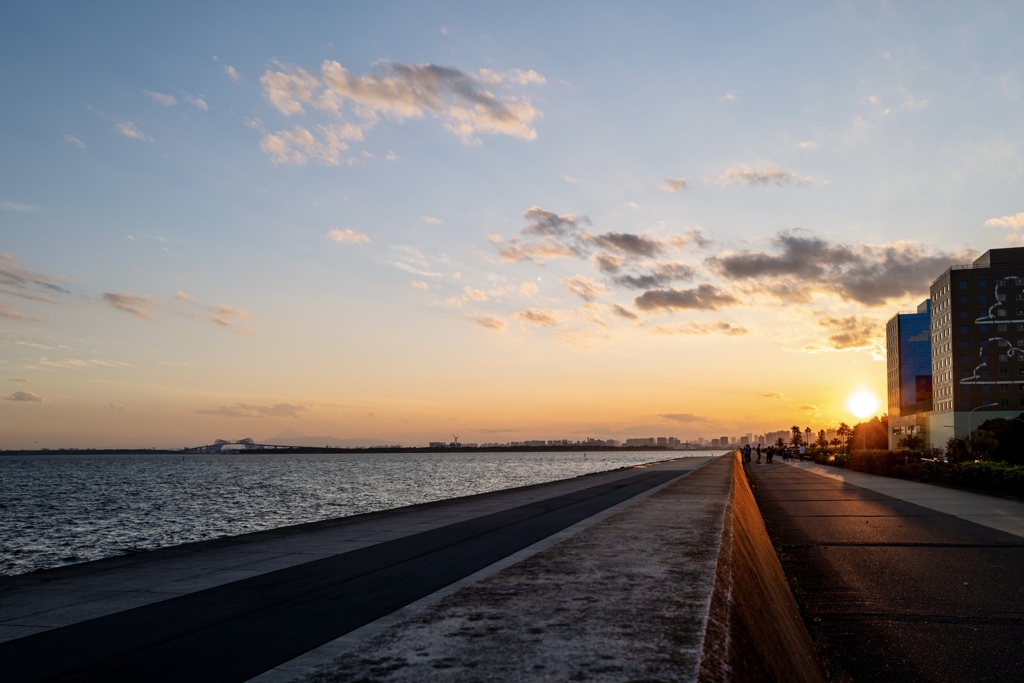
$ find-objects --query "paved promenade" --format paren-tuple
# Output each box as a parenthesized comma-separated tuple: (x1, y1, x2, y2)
(1, 456, 723, 682)
(750, 459, 1024, 683)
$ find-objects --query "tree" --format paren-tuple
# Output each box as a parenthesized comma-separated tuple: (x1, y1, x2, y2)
(791, 425, 803, 448)
(775, 437, 786, 448)
(817, 429, 828, 450)
(830, 437, 842, 449)
(837, 422, 852, 453)
(897, 433, 927, 453)
(804, 427, 813, 449)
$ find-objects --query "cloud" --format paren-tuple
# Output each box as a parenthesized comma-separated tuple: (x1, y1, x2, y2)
(102, 292, 159, 320)
(2, 200, 38, 212)
(521, 206, 589, 237)
(659, 413, 707, 423)
(261, 123, 362, 166)
(463, 286, 487, 302)
(176, 291, 197, 303)
(759, 392, 784, 399)
(634, 284, 738, 312)
(208, 305, 251, 330)
(662, 177, 688, 192)
(10, 378, 31, 383)
(6, 391, 44, 402)
(196, 403, 308, 418)
(108, 402, 130, 412)
(0, 253, 71, 303)
(144, 90, 178, 106)
(815, 315, 878, 350)
(116, 122, 153, 141)
(588, 232, 663, 257)
(422, 216, 444, 225)
(498, 240, 575, 265)
(327, 228, 371, 244)
(515, 309, 560, 327)
(223, 65, 243, 83)
(561, 274, 604, 301)
(471, 314, 506, 331)
(63, 135, 86, 149)
(798, 140, 818, 149)
(185, 94, 209, 110)
(612, 262, 695, 290)
(610, 304, 639, 321)
(797, 404, 818, 411)
(708, 231, 975, 306)
(651, 321, 748, 336)
(518, 281, 538, 296)
(257, 60, 542, 159)
(715, 164, 815, 187)
(986, 213, 1024, 242)
(411, 280, 429, 292)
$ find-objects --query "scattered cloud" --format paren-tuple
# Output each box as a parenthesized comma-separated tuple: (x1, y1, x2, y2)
(175, 291, 197, 303)
(518, 281, 538, 296)
(116, 122, 153, 141)
(498, 240, 575, 265)
(1, 253, 71, 303)
(257, 60, 543, 163)
(814, 315, 878, 350)
(610, 304, 639, 321)
(659, 413, 707, 423)
(797, 140, 818, 149)
(759, 392, 784, 399)
(422, 216, 444, 225)
(651, 321, 748, 336)
(471, 314, 506, 332)
(662, 177, 688, 192)
(108, 402, 130, 412)
(612, 262, 695, 290)
(5, 390, 44, 402)
(986, 213, 1024, 243)
(102, 292, 159, 320)
(715, 164, 816, 188)
(708, 231, 975, 306)
(724, 91, 737, 101)
(196, 403, 308, 418)
(144, 90, 178, 106)
(411, 280, 429, 292)
(223, 65, 243, 83)
(463, 286, 487, 302)
(327, 228, 371, 244)
(185, 94, 209, 110)
(634, 284, 738, 312)
(1, 200, 38, 212)
(561, 274, 605, 301)
(515, 308, 560, 327)
(261, 123, 363, 166)
(208, 305, 251, 331)
(62, 135, 86, 149)
(797, 404, 818, 412)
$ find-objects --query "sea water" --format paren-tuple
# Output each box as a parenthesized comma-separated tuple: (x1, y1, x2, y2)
(0, 450, 715, 577)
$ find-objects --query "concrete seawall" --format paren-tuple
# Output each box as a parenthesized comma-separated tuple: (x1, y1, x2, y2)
(0, 453, 825, 681)
(699, 453, 825, 682)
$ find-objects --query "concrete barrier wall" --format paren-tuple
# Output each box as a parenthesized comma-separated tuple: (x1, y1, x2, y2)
(698, 452, 825, 683)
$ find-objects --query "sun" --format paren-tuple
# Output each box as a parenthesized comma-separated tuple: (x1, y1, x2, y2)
(846, 390, 880, 419)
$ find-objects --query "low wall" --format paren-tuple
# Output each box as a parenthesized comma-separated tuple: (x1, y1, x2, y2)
(699, 452, 825, 683)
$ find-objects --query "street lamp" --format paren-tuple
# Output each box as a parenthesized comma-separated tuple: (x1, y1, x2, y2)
(968, 402, 999, 437)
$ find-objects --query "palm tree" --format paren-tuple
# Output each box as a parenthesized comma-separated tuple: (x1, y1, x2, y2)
(791, 425, 803, 448)
(837, 422, 852, 453)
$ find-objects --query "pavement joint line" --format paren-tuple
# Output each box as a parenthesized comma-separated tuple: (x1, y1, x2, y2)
(245, 456, 714, 683)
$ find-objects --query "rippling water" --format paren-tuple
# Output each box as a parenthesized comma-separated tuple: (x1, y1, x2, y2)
(0, 450, 714, 577)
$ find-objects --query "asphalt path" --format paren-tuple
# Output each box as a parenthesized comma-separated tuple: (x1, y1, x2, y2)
(1, 467, 688, 683)
(750, 462, 1024, 683)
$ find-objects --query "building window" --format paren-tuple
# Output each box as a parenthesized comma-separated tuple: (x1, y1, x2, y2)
(980, 309, 990, 318)
(999, 309, 1008, 317)
(960, 280, 968, 289)
(1001, 355, 1009, 362)
(983, 385, 991, 393)
(962, 355, 971, 363)
(1001, 384, 1010, 392)
(980, 279, 988, 287)
(982, 370, 991, 378)
(982, 354, 991, 362)
(960, 310, 968, 319)
(963, 400, 972, 409)
(1002, 399, 1010, 407)
(999, 324, 1009, 332)
(960, 295, 969, 304)
(980, 295, 989, 303)
(981, 325, 989, 332)
(962, 340, 970, 349)
(1001, 369, 1010, 377)
(961, 325, 970, 333)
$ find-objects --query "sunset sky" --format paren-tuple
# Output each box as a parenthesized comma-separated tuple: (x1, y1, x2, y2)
(3, 2, 1024, 449)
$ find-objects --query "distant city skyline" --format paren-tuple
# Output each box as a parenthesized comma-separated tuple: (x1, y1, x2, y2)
(3, 2, 1023, 448)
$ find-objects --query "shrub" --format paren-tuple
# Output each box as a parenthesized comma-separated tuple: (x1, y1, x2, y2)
(943, 461, 1024, 498)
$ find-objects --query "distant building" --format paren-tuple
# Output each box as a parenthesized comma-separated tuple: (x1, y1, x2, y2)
(887, 299, 933, 448)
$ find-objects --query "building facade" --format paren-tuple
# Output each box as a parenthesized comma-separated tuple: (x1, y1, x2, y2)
(887, 299, 933, 448)
(926, 247, 1024, 449)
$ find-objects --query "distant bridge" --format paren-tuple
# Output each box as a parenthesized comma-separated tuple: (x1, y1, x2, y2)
(182, 438, 295, 454)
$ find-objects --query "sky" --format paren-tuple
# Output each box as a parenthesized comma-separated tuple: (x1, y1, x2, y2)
(2, 1, 1024, 449)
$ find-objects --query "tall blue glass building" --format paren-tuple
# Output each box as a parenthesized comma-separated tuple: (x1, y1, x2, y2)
(886, 299, 932, 447)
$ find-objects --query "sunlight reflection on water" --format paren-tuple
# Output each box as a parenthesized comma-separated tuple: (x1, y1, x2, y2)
(0, 450, 710, 576)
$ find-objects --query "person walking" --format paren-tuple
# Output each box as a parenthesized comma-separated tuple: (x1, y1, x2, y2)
(756, 443, 762, 463)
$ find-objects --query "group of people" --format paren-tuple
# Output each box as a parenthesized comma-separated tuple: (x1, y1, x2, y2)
(740, 443, 804, 464)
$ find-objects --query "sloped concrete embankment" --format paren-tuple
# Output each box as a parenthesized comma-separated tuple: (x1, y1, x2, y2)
(698, 453, 825, 682)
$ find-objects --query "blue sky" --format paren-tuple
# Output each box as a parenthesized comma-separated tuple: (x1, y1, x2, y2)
(2, 1, 1023, 448)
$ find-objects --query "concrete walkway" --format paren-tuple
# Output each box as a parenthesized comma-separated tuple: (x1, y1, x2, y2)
(0, 456, 718, 682)
(751, 459, 1024, 682)
(782, 459, 1024, 538)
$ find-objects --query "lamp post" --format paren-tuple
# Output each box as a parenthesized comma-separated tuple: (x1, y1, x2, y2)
(968, 402, 999, 437)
